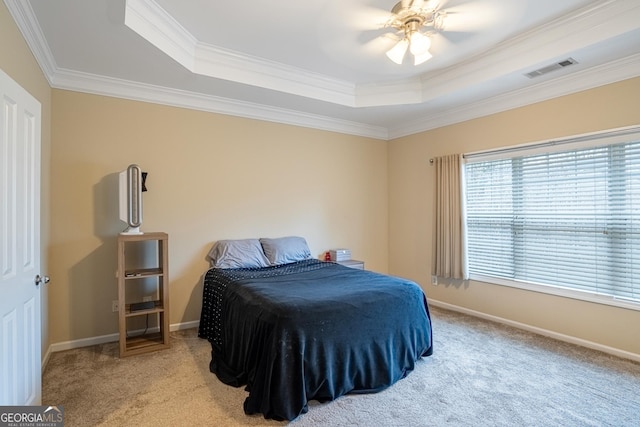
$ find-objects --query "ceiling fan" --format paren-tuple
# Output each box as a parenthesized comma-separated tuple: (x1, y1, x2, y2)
(383, 0, 447, 65)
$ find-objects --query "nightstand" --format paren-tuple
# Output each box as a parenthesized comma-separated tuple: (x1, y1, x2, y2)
(337, 259, 364, 270)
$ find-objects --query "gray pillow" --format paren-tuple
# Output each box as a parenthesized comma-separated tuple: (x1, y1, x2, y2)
(207, 239, 270, 269)
(260, 236, 312, 265)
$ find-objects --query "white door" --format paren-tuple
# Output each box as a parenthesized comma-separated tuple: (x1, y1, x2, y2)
(0, 68, 42, 405)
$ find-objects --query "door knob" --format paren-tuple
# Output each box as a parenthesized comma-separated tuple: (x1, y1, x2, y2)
(35, 274, 50, 286)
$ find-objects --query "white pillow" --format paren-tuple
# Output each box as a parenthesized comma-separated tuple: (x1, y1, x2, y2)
(260, 236, 312, 265)
(207, 239, 270, 269)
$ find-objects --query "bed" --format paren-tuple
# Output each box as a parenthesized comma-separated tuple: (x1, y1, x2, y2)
(197, 237, 433, 421)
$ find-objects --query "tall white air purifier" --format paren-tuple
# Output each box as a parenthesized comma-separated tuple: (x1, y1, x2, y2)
(119, 164, 144, 234)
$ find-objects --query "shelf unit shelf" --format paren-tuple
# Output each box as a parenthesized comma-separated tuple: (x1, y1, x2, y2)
(116, 232, 170, 357)
(124, 300, 164, 317)
(124, 268, 163, 278)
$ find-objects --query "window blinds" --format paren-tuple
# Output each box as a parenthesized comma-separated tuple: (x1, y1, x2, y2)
(464, 138, 640, 303)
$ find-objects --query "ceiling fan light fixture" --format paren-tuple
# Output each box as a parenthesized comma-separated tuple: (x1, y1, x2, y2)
(413, 50, 433, 65)
(386, 38, 409, 64)
(385, 0, 444, 65)
(409, 31, 431, 56)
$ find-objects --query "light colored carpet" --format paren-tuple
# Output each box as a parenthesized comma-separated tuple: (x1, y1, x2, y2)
(43, 307, 640, 426)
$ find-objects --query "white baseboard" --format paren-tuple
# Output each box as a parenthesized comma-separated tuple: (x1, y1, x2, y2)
(42, 347, 52, 372)
(42, 320, 200, 367)
(171, 320, 199, 331)
(48, 331, 120, 354)
(429, 299, 640, 363)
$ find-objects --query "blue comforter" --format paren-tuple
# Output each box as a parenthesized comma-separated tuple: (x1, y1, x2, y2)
(198, 259, 433, 420)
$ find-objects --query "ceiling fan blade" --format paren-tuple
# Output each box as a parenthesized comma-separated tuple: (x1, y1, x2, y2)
(353, 6, 395, 31)
(396, 0, 433, 14)
(410, 0, 446, 11)
(361, 31, 406, 56)
(436, 29, 477, 44)
(382, 32, 403, 43)
(358, 27, 402, 46)
(358, 27, 388, 44)
(437, 0, 501, 31)
(427, 32, 458, 55)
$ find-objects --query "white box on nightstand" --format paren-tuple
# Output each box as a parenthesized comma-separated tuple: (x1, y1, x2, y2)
(330, 249, 351, 262)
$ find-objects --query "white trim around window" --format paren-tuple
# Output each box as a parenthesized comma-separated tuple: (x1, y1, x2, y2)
(463, 125, 640, 311)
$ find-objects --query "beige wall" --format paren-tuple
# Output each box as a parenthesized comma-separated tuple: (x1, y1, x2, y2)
(0, 3, 52, 357)
(49, 90, 388, 343)
(388, 77, 640, 356)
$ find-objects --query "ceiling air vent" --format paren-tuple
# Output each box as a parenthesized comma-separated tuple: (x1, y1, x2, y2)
(524, 58, 578, 79)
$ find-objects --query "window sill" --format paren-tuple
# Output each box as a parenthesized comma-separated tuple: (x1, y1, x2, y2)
(469, 274, 640, 312)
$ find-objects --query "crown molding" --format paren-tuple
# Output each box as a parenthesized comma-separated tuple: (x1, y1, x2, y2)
(124, 0, 196, 70)
(50, 68, 389, 140)
(3, 0, 57, 83)
(389, 53, 640, 139)
(125, 0, 356, 107)
(193, 43, 356, 107)
(355, 78, 423, 107)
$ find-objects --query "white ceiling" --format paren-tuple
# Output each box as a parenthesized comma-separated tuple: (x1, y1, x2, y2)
(6, 0, 640, 140)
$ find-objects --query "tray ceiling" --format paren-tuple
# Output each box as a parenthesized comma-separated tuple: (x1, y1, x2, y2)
(6, 0, 640, 139)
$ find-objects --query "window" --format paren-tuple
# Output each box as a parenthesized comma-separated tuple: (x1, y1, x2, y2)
(464, 129, 640, 307)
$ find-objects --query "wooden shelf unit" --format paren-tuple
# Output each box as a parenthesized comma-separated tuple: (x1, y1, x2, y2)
(117, 232, 170, 357)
